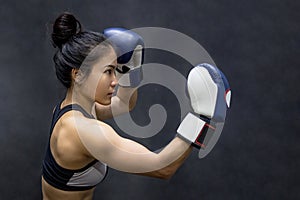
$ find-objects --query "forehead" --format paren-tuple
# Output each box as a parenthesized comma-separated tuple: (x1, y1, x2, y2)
(92, 45, 117, 68)
(90, 45, 117, 63)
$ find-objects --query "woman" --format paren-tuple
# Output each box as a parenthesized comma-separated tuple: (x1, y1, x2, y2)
(41, 12, 192, 200)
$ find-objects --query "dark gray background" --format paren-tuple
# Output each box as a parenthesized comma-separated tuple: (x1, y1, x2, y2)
(0, 0, 299, 199)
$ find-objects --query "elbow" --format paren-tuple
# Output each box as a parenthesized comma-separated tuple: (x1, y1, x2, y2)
(152, 168, 176, 180)
(158, 174, 173, 180)
(128, 101, 136, 112)
(128, 90, 138, 111)
(136, 168, 175, 180)
(161, 168, 176, 180)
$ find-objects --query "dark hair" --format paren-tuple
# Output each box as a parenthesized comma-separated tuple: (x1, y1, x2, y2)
(51, 12, 112, 88)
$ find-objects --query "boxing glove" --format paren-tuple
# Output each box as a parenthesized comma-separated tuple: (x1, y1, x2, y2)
(177, 63, 231, 151)
(218, 68, 231, 108)
(103, 27, 144, 87)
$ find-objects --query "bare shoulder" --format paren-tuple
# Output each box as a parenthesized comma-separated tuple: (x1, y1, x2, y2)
(62, 110, 119, 152)
(68, 111, 125, 160)
(68, 111, 114, 135)
(51, 111, 102, 168)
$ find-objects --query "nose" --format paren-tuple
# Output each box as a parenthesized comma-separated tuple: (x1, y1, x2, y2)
(111, 73, 118, 87)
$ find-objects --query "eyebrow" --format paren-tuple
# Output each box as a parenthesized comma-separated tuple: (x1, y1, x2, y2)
(106, 65, 117, 69)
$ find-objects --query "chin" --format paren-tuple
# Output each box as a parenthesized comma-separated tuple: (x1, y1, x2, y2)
(102, 101, 111, 106)
(96, 99, 111, 106)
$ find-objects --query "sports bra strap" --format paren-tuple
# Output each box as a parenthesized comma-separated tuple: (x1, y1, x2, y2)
(49, 101, 95, 135)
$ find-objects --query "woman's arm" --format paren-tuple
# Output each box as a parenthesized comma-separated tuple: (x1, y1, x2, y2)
(92, 89, 192, 178)
(76, 118, 192, 174)
(134, 145, 193, 179)
(94, 86, 138, 120)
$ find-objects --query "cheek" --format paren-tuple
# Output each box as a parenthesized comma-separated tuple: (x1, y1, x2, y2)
(95, 76, 108, 98)
(81, 74, 100, 97)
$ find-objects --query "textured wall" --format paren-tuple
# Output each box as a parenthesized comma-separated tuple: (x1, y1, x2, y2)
(0, 0, 299, 199)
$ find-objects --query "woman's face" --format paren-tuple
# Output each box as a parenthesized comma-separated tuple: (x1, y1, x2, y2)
(78, 47, 118, 105)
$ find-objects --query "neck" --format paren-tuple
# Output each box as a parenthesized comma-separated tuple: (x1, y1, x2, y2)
(63, 86, 94, 115)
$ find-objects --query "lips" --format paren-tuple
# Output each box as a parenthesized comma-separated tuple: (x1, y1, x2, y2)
(107, 90, 115, 96)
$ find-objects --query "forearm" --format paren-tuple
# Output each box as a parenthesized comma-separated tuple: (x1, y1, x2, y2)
(116, 86, 138, 111)
(94, 86, 138, 120)
(155, 136, 191, 170)
(116, 136, 191, 173)
(135, 145, 192, 179)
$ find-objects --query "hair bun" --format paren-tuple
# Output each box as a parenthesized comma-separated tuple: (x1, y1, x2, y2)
(51, 12, 81, 48)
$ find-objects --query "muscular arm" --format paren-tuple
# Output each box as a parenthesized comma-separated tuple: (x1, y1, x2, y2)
(135, 145, 193, 179)
(95, 86, 138, 120)
(76, 118, 192, 174)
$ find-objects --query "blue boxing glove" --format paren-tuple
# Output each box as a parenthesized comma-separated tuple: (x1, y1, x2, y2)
(177, 63, 231, 158)
(103, 28, 144, 87)
(218, 68, 231, 108)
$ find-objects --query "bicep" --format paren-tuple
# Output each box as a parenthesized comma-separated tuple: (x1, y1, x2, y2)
(77, 121, 163, 173)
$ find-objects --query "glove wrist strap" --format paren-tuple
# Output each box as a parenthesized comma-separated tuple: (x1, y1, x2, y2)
(177, 112, 215, 149)
(118, 66, 143, 88)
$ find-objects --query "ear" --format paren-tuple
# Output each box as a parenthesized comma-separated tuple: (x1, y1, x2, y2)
(71, 68, 79, 81)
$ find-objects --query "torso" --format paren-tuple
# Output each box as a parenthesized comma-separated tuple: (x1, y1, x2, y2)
(42, 177, 95, 200)
(50, 111, 95, 170)
(42, 103, 107, 199)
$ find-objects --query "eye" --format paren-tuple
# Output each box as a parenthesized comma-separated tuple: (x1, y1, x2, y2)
(104, 69, 112, 74)
(104, 68, 116, 75)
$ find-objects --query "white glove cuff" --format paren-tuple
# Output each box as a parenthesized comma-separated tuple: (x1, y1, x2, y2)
(177, 112, 215, 148)
(118, 66, 143, 88)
